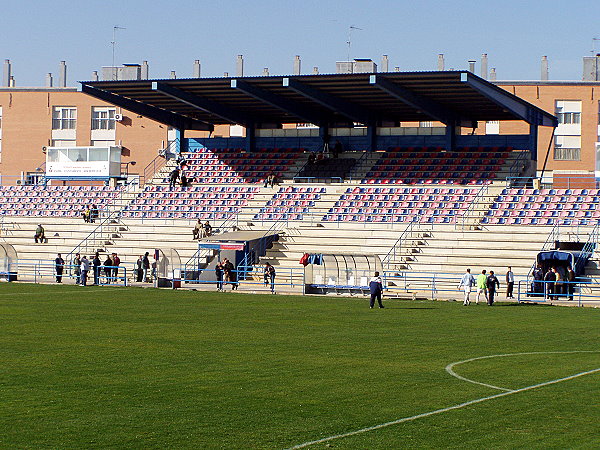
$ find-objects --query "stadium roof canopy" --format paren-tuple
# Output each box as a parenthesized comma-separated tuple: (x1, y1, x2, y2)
(80, 71, 557, 132)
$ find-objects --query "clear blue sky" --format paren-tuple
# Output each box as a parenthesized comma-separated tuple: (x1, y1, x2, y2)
(1, 0, 599, 86)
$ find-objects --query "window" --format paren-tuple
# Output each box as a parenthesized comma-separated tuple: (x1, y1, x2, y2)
(419, 121, 433, 128)
(554, 147, 581, 161)
(92, 107, 116, 130)
(52, 107, 76, 129)
(556, 112, 581, 124)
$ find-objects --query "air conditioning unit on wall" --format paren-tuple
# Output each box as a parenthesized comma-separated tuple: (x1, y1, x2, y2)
(114, 113, 123, 122)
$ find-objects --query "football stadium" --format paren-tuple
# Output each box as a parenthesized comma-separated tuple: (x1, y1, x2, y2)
(2, 27, 600, 448)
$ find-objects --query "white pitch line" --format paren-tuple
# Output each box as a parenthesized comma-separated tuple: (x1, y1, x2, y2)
(287, 354, 600, 449)
(445, 351, 600, 392)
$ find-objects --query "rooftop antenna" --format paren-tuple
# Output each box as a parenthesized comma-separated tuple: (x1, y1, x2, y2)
(347, 25, 363, 62)
(111, 25, 126, 80)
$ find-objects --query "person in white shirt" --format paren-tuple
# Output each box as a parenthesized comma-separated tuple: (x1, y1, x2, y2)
(80, 256, 90, 286)
(458, 268, 476, 306)
(505, 267, 515, 299)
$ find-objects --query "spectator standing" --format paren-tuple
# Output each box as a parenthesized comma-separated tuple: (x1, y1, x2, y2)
(136, 256, 144, 282)
(264, 262, 276, 294)
(369, 271, 384, 309)
(533, 264, 544, 296)
(34, 224, 45, 244)
(554, 267, 564, 299)
(215, 261, 224, 291)
(458, 268, 476, 306)
(486, 270, 500, 305)
(143, 252, 151, 282)
(544, 267, 556, 299)
(229, 264, 238, 291)
(332, 140, 343, 158)
(92, 252, 101, 285)
(169, 168, 180, 189)
(475, 270, 488, 304)
(223, 259, 234, 288)
(72, 253, 81, 285)
(80, 256, 90, 286)
(112, 253, 121, 283)
(505, 267, 515, 299)
(193, 219, 203, 240)
(103, 254, 113, 284)
(55, 253, 64, 283)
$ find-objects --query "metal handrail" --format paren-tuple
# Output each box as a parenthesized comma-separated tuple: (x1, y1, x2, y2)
(346, 151, 371, 181)
(66, 208, 122, 261)
(381, 221, 419, 271)
(457, 184, 489, 230)
(508, 149, 530, 181)
(236, 219, 288, 279)
(142, 139, 179, 185)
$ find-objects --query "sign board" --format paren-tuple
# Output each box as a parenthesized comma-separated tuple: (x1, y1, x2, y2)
(45, 146, 121, 178)
(198, 242, 246, 251)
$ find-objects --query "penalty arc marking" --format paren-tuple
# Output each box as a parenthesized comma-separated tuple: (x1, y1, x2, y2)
(286, 350, 600, 449)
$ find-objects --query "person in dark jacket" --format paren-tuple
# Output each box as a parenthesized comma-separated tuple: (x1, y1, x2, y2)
(532, 264, 544, 296)
(544, 267, 556, 299)
(92, 252, 101, 285)
(215, 262, 224, 291)
(55, 253, 64, 283)
(486, 270, 500, 305)
(142, 252, 151, 282)
(136, 256, 144, 282)
(369, 271, 384, 309)
(103, 255, 113, 284)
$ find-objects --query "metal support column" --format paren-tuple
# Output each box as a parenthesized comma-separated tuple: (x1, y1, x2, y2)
(445, 122, 456, 151)
(528, 122, 539, 162)
(367, 122, 377, 151)
(246, 123, 256, 152)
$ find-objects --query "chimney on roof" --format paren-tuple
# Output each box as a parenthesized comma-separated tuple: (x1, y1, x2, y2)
(58, 61, 67, 87)
(224, 72, 229, 77)
(236, 55, 244, 77)
(489, 68, 497, 81)
(541, 56, 549, 81)
(468, 60, 476, 73)
(170, 70, 176, 79)
(46, 73, 53, 87)
(9, 76, 15, 87)
(3, 59, 11, 87)
(382, 55, 389, 72)
(91, 71, 99, 81)
(141, 61, 149, 79)
(437, 54, 445, 71)
(313, 66, 319, 75)
(293, 55, 301, 75)
(193, 59, 201, 78)
(481, 53, 488, 79)
(263, 67, 269, 76)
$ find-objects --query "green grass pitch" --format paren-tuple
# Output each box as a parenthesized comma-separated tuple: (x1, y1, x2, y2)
(1, 283, 599, 449)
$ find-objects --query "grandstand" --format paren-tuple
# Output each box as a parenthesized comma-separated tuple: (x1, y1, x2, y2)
(2, 70, 599, 303)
